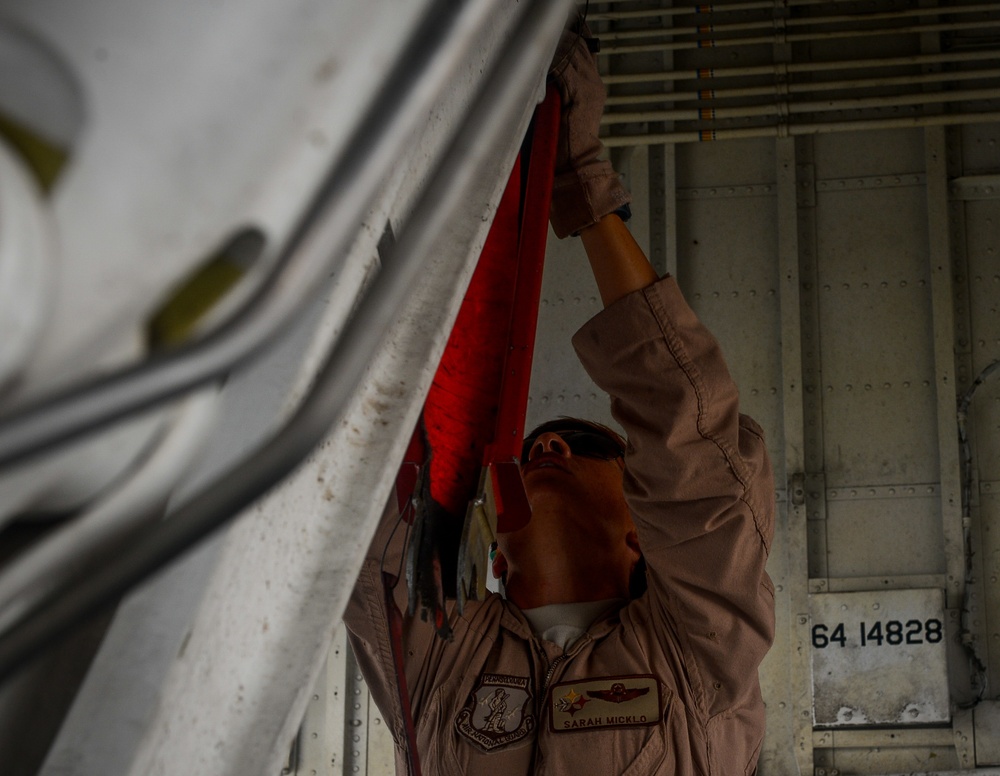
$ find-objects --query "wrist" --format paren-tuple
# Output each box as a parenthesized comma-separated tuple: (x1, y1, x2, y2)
(549, 164, 631, 239)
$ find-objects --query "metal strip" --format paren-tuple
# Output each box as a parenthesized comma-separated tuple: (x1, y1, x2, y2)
(601, 111, 1000, 146)
(813, 726, 956, 748)
(593, 2, 1000, 36)
(295, 626, 349, 775)
(825, 483, 940, 501)
(776, 136, 814, 776)
(604, 68, 1000, 106)
(597, 19, 1000, 55)
(816, 174, 927, 192)
(924, 125, 965, 611)
(981, 481, 1000, 495)
(677, 183, 775, 199)
(344, 644, 369, 776)
(602, 88, 1000, 125)
(647, 142, 672, 277)
(949, 174, 1000, 201)
(602, 49, 1000, 85)
(810, 574, 949, 594)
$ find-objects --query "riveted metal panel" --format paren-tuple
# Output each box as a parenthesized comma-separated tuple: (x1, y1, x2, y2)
(813, 727, 962, 776)
(760, 138, 810, 776)
(963, 193, 1000, 696)
(975, 701, 1000, 766)
(815, 742, 962, 775)
(961, 122, 1000, 173)
(813, 129, 926, 181)
(814, 185, 939, 487)
(810, 589, 950, 727)
(675, 138, 777, 190)
(982, 489, 1000, 709)
(967, 202, 1000, 408)
(295, 627, 347, 776)
(824, 496, 945, 579)
(676, 189, 783, 451)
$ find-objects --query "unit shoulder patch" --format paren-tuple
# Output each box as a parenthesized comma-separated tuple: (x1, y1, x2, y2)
(549, 675, 663, 732)
(456, 673, 535, 751)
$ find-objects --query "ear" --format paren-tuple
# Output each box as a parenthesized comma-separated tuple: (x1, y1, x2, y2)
(492, 547, 508, 580)
(625, 528, 641, 564)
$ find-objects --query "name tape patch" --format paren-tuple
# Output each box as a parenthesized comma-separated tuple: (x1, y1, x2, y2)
(550, 675, 662, 732)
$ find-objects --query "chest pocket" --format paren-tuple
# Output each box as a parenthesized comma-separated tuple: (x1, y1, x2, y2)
(454, 673, 536, 751)
(421, 672, 537, 775)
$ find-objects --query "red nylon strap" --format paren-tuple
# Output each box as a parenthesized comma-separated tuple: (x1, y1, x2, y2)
(487, 84, 560, 533)
(422, 155, 523, 520)
(383, 572, 422, 776)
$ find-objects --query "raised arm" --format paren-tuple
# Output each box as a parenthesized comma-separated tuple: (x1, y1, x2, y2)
(579, 213, 658, 307)
(550, 19, 775, 732)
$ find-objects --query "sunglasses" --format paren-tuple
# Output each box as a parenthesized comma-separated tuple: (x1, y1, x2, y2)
(520, 428, 625, 463)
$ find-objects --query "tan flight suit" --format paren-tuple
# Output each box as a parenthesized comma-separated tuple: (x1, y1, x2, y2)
(345, 275, 776, 775)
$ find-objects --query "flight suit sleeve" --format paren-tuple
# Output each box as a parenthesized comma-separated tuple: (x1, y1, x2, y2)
(572, 275, 776, 723)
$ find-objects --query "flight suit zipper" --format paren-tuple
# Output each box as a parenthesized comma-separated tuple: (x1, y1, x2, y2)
(531, 651, 568, 775)
(541, 653, 568, 698)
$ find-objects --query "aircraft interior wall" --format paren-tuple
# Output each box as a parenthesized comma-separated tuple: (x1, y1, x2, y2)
(0, 1, 997, 774)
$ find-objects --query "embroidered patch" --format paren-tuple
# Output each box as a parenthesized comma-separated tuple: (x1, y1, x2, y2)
(456, 673, 535, 751)
(550, 675, 662, 732)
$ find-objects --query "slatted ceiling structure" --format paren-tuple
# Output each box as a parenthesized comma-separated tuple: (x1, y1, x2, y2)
(594, 0, 1000, 144)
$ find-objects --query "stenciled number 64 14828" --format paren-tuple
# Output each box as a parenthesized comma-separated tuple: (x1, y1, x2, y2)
(811, 618, 943, 649)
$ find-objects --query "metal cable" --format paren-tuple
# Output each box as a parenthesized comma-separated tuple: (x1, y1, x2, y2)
(956, 358, 1000, 705)
(0, 0, 572, 684)
(0, 0, 502, 469)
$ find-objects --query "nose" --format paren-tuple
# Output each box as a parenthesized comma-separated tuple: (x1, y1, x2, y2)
(528, 432, 571, 461)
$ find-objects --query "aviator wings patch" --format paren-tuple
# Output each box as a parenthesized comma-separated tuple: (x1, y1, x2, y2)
(586, 682, 650, 704)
